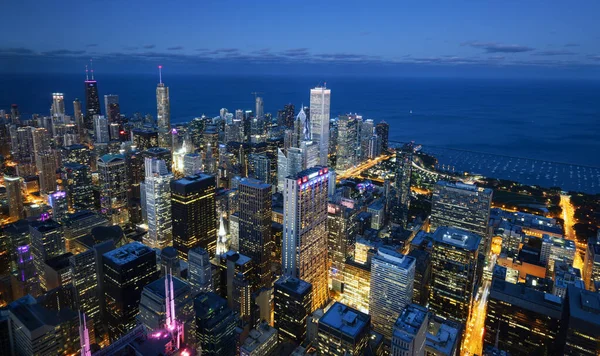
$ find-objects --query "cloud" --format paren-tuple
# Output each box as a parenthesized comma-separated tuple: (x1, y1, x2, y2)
(207, 48, 240, 55)
(564, 43, 579, 47)
(86, 44, 98, 48)
(123, 46, 139, 51)
(588, 55, 600, 61)
(41, 49, 86, 55)
(167, 46, 184, 51)
(0, 47, 35, 55)
(195, 48, 209, 52)
(462, 41, 534, 53)
(281, 48, 310, 57)
(533, 50, 577, 56)
(143, 44, 156, 49)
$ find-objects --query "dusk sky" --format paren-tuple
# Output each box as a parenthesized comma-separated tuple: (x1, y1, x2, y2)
(3, 1, 600, 77)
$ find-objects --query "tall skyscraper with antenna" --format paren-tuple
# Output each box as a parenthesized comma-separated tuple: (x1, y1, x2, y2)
(84, 60, 101, 132)
(156, 66, 172, 149)
(310, 86, 331, 166)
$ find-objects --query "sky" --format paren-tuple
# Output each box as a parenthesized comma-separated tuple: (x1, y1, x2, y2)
(2, 0, 600, 78)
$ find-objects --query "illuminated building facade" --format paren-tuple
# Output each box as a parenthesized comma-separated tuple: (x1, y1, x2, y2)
(583, 241, 600, 290)
(48, 190, 68, 223)
(309, 86, 331, 166)
(328, 202, 358, 292)
(30, 219, 65, 293)
(563, 285, 600, 355)
(194, 292, 238, 356)
(392, 145, 413, 228)
(171, 174, 217, 260)
(102, 242, 159, 341)
(240, 322, 279, 356)
(541, 234, 576, 275)
(63, 163, 94, 212)
(142, 158, 173, 250)
(341, 259, 371, 313)
(188, 247, 213, 295)
(132, 128, 159, 151)
(336, 114, 357, 171)
(85, 76, 101, 131)
(35, 151, 57, 194)
(274, 276, 312, 344)
(238, 178, 272, 289)
(429, 227, 480, 324)
(282, 166, 330, 311)
(97, 154, 129, 225)
(375, 121, 389, 151)
(156, 66, 171, 149)
(369, 247, 416, 341)
(391, 303, 428, 356)
(4, 220, 38, 298)
(104, 94, 120, 123)
(484, 278, 564, 355)
(316, 302, 370, 356)
(51, 92, 65, 117)
(430, 180, 493, 238)
(5, 175, 24, 221)
(226, 251, 255, 322)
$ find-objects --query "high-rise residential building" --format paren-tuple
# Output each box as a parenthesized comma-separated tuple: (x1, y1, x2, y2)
(131, 128, 159, 151)
(282, 166, 330, 311)
(247, 153, 273, 185)
(328, 202, 358, 292)
(563, 285, 600, 355)
(102, 242, 159, 341)
(274, 276, 312, 344)
(97, 154, 129, 225)
(425, 316, 462, 356)
(336, 114, 357, 171)
(85, 71, 101, 131)
(316, 302, 371, 356)
(5, 175, 24, 221)
(194, 292, 238, 356)
(63, 163, 94, 211)
(171, 174, 217, 260)
(30, 219, 65, 293)
(183, 152, 202, 176)
(541, 234, 576, 275)
(391, 303, 428, 356)
(51, 92, 65, 117)
(142, 158, 173, 250)
(341, 259, 371, 314)
(484, 278, 564, 355)
(310, 86, 331, 166)
(93, 115, 109, 143)
(369, 247, 416, 341)
(430, 181, 493, 238)
(408, 249, 431, 306)
(392, 146, 413, 228)
(255, 96, 264, 119)
(238, 178, 272, 289)
(225, 251, 255, 322)
(73, 98, 85, 141)
(429, 227, 481, 324)
(35, 150, 57, 194)
(63, 211, 109, 253)
(138, 275, 195, 343)
(156, 66, 171, 149)
(61, 143, 91, 165)
(103, 94, 120, 123)
(188, 247, 213, 295)
(375, 121, 389, 151)
(583, 241, 600, 290)
(4, 220, 38, 298)
(282, 103, 295, 129)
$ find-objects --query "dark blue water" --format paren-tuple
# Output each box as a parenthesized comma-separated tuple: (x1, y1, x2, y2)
(2, 73, 599, 168)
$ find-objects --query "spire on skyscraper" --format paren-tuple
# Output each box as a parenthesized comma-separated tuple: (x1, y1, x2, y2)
(79, 312, 92, 356)
(90, 59, 95, 80)
(158, 65, 163, 84)
(216, 215, 229, 256)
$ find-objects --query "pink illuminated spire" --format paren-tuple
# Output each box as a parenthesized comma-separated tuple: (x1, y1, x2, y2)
(90, 59, 95, 80)
(85, 65, 89, 81)
(158, 65, 163, 84)
(79, 312, 92, 356)
(169, 271, 176, 327)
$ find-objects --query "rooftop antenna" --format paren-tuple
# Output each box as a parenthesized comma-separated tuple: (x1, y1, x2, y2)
(158, 65, 163, 84)
(85, 65, 89, 81)
(90, 59, 95, 80)
(251, 91, 263, 100)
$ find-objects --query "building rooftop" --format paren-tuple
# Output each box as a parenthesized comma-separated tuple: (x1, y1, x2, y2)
(426, 315, 462, 356)
(143, 276, 189, 298)
(171, 174, 215, 193)
(432, 226, 481, 251)
(275, 275, 312, 296)
(368, 200, 385, 211)
(9, 295, 77, 332)
(319, 302, 370, 339)
(194, 292, 228, 319)
(374, 247, 416, 269)
(490, 278, 563, 318)
(143, 147, 170, 155)
(241, 322, 278, 353)
(103, 241, 153, 266)
(29, 219, 61, 233)
(45, 252, 73, 270)
(436, 180, 493, 195)
(98, 153, 125, 164)
(393, 304, 428, 343)
(542, 235, 576, 250)
(292, 166, 329, 180)
(567, 285, 600, 326)
(240, 177, 271, 190)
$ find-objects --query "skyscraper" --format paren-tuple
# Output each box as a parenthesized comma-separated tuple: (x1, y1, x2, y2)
(93, 115, 109, 143)
(391, 303, 428, 356)
(51, 92, 65, 117)
(255, 96, 264, 119)
(429, 226, 481, 324)
(63, 163, 94, 211)
(316, 302, 371, 356)
(183, 152, 202, 176)
(97, 154, 129, 225)
(48, 190, 68, 223)
(430, 181, 493, 238)
(102, 242, 159, 341)
(85, 68, 101, 131)
(375, 121, 389, 151)
(171, 174, 217, 260)
(309, 86, 331, 166)
(188, 247, 213, 295)
(283, 103, 295, 129)
(103, 94, 120, 123)
(30, 219, 65, 293)
(35, 151, 57, 194)
(73, 98, 85, 141)
(273, 276, 312, 344)
(282, 166, 330, 311)
(5, 175, 24, 221)
(336, 114, 357, 171)
(393, 145, 413, 228)
(142, 158, 173, 250)
(369, 247, 416, 341)
(563, 285, 600, 355)
(238, 178, 273, 289)
(194, 292, 238, 356)
(156, 66, 171, 149)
